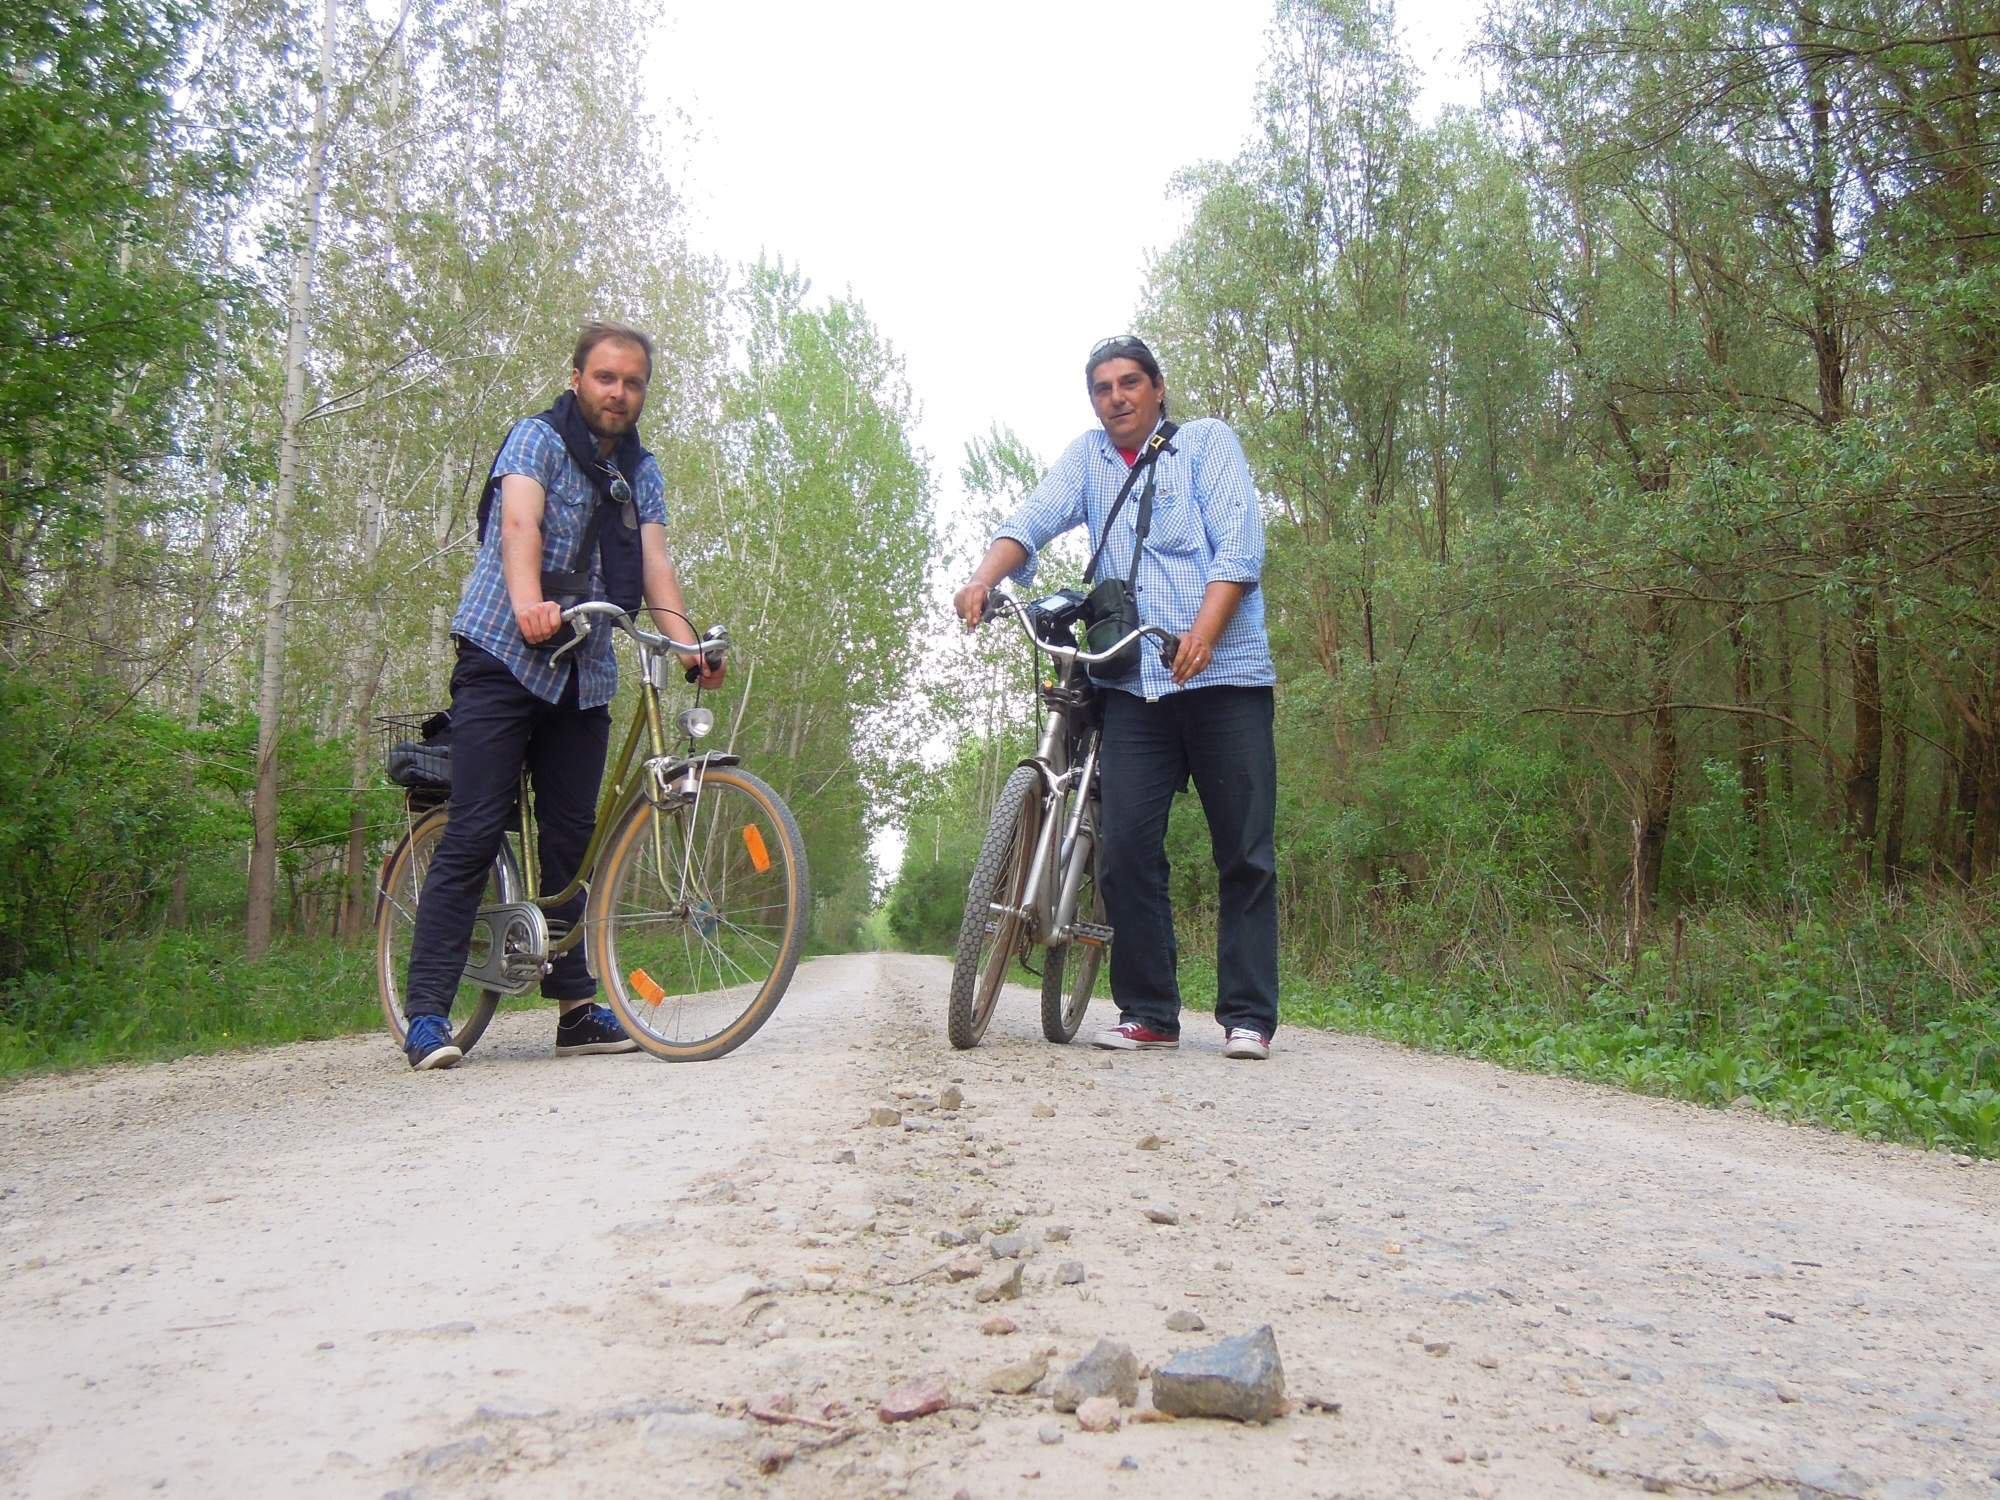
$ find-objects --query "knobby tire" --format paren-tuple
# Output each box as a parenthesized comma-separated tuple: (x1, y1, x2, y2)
(948, 765, 1041, 1050)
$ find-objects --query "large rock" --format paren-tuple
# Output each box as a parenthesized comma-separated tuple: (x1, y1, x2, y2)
(1050, 1339, 1140, 1412)
(1151, 1326, 1286, 1423)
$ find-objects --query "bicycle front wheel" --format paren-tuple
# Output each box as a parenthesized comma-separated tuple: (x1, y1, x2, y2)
(948, 765, 1042, 1050)
(590, 765, 807, 1062)
(375, 806, 517, 1055)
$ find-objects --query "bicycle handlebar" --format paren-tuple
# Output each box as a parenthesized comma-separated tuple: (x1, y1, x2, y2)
(982, 592, 1180, 670)
(549, 601, 729, 680)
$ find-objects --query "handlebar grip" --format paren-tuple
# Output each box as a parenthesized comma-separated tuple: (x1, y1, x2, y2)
(978, 590, 1000, 625)
(683, 649, 724, 685)
(1157, 631, 1180, 668)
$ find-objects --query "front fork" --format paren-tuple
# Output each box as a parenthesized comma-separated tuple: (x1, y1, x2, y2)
(1049, 736, 1099, 941)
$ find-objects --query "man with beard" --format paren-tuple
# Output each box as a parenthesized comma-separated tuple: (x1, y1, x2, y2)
(401, 321, 723, 1071)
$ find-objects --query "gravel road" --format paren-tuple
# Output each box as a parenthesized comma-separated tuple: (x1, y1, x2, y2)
(2, 952, 1996, 1499)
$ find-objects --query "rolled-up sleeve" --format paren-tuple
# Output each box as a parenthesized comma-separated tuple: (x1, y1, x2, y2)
(1195, 423, 1263, 592)
(991, 437, 1091, 590)
(638, 456, 669, 527)
(493, 420, 565, 489)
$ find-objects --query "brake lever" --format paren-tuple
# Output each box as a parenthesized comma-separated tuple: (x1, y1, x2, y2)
(548, 614, 588, 665)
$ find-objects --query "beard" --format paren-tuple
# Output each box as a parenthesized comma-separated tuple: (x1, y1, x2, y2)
(577, 388, 639, 439)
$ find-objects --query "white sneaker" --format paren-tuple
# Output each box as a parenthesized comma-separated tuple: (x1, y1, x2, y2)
(1223, 1027, 1271, 1060)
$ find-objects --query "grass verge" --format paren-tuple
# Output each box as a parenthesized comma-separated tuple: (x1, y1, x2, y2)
(0, 932, 383, 1078)
(1178, 941, 2000, 1158)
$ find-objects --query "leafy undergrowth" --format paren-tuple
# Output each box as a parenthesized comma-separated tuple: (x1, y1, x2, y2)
(0, 933, 383, 1077)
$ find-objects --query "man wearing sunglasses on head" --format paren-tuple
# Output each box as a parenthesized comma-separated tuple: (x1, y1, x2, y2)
(401, 320, 724, 1072)
(953, 335, 1279, 1060)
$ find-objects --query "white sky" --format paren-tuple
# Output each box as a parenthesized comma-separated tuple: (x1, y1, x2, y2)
(646, 0, 1489, 486)
(641, 0, 1490, 883)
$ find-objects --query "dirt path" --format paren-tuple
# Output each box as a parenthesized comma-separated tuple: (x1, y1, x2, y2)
(2, 953, 1996, 1499)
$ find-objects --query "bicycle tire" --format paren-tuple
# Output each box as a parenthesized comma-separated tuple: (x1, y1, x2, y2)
(590, 765, 808, 1062)
(1040, 853, 1104, 1044)
(375, 806, 518, 1055)
(948, 765, 1041, 1050)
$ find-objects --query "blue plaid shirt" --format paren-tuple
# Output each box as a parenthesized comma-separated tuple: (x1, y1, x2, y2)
(453, 418, 668, 707)
(995, 417, 1275, 700)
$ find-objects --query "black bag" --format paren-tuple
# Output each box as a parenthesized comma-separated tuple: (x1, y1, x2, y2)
(387, 710, 452, 797)
(1080, 422, 1178, 675)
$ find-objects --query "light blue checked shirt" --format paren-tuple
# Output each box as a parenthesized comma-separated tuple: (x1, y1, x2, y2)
(995, 417, 1275, 699)
(452, 417, 668, 708)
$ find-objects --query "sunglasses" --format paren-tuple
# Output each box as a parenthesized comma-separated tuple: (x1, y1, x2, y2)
(1089, 334, 1155, 363)
(597, 463, 633, 505)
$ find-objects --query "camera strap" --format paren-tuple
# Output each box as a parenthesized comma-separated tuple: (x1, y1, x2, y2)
(1082, 420, 1179, 588)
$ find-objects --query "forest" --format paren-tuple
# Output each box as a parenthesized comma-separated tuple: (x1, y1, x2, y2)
(2, 0, 1995, 1149)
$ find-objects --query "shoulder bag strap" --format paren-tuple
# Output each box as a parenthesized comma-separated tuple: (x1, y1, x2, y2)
(1081, 420, 1180, 585)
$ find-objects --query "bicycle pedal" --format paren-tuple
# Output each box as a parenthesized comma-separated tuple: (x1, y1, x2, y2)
(1072, 920, 1114, 948)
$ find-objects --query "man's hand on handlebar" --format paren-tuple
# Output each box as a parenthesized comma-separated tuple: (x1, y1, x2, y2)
(682, 652, 726, 689)
(1169, 630, 1216, 685)
(953, 580, 994, 630)
(516, 599, 564, 645)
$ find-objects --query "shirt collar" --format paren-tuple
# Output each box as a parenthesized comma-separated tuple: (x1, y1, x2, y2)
(1094, 416, 1168, 463)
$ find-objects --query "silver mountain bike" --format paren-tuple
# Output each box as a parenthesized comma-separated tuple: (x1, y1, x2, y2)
(947, 589, 1179, 1049)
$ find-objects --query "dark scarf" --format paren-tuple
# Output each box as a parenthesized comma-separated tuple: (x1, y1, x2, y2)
(475, 391, 646, 615)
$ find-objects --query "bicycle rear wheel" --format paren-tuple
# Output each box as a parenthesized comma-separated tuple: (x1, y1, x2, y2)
(1040, 852, 1104, 1043)
(590, 765, 807, 1062)
(375, 806, 518, 1054)
(948, 765, 1042, 1050)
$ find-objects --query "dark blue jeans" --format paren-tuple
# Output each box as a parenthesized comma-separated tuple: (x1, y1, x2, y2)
(403, 641, 609, 1019)
(1097, 684, 1279, 1038)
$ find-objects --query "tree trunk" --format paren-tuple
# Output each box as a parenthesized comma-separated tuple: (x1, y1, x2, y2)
(247, 0, 340, 958)
(1883, 713, 1909, 887)
(337, 651, 389, 941)
(1728, 605, 1765, 848)
(1772, 598, 1797, 806)
(1636, 593, 1677, 910)
(1846, 597, 1881, 878)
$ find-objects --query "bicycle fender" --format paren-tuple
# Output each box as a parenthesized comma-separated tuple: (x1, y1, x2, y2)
(641, 751, 744, 807)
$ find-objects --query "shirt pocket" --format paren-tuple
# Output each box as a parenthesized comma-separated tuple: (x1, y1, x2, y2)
(544, 479, 596, 568)
(1145, 479, 1206, 558)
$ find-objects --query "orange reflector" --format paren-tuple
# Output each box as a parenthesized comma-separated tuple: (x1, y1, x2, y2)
(628, 969, 666, 1006)
(742, 824, 771, 873)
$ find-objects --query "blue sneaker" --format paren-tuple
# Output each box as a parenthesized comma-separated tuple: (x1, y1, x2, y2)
(555, 1003, 640, 1056)
(405, 1014, 463, 1071)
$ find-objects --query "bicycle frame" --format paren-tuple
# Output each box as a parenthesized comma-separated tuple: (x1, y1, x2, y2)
(988, 596, 1177, 949)
(499, 604, 731, 961)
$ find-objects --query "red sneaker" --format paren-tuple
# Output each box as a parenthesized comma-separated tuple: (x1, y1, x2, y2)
(1092, 1020, 1179, 1051)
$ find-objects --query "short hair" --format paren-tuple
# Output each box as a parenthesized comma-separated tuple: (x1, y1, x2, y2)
(1084, 334, 1167, 414)
(572, 321, 654, 382)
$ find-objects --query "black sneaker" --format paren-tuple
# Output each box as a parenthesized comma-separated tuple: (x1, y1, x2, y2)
(555, 1004, 640, 1056)
(406, 1014, 463, 1071)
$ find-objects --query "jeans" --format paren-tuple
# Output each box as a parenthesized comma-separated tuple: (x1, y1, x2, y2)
(403, 641, 610, 1019)
(1096, 684, 1278, 1038)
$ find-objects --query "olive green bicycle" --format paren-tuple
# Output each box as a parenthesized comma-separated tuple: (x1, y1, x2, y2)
(374, 602, 807, 1062)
